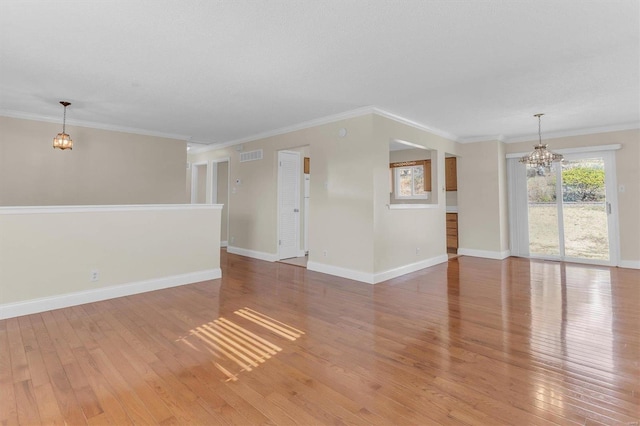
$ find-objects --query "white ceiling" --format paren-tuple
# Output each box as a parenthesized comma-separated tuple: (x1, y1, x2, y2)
(1, 1, 638, 147)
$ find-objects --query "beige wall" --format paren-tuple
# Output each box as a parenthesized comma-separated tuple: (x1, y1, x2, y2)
(389, 148, 433, 162)
(457, 140, 510, 255)
(505, 129, 640, 264)
(0, 116, 187, 206)
(0, 205, 221, 316)
(190, 114, 376, 273)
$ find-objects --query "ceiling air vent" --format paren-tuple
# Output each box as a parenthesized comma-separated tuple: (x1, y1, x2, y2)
(239, 149, 263, 162)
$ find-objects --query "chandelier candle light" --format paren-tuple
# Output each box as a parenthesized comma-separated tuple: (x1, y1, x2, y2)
(519, 113, 563, 168)
(53, 101, 73, 150)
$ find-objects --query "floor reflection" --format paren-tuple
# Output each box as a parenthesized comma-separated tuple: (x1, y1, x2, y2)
(529, 262, 615, 377)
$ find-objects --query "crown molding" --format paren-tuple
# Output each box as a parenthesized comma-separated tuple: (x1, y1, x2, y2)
(506, 143, 622, 158)
(193, 106, 461, 154)
(193, 106, 378, 153)
(457, 134, 506, 144)
(0, 109, 191, 141)
(503, 122, 640, 143)
(371, 108, 459, 141)
(5, 107, 637, 152)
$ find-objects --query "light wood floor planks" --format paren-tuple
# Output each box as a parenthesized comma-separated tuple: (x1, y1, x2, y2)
(1, 252, 639, 425)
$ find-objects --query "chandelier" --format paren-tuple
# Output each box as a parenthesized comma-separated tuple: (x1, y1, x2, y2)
(53, 101, 73, 150)
(519, 113, 562, 167)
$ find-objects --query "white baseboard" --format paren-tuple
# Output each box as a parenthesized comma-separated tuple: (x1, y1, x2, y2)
(619, 260, 640, 269)
(0, 269, 221, 320)
(220, 240, 228, 248)
(373, 255, 449, 284)
(227, 246, 278, 262)
(308, 254, 449, 285)
(307, 261, 375, 284)
(458, 248, 511, 260)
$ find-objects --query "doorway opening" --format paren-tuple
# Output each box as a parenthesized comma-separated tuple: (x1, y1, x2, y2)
(211, 159, 230, 247)
(277, 146, 310, 267)
(191, 162, 208, 204)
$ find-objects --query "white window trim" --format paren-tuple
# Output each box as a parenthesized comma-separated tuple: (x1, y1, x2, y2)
(393, 166, 429, 200)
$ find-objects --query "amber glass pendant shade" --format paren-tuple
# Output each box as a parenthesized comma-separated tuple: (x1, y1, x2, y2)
(53, 101, 73, 150)
(53, 132, 73, 150)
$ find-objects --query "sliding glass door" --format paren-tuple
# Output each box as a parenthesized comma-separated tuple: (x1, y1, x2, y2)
(510, 150, 619, 266)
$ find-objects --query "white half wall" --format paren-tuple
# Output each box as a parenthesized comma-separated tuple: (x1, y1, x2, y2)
(0, 204, 223, 319)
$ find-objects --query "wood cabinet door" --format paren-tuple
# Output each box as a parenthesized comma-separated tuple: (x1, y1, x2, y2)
(446, 213, 458, 249)
(424, 160, 431, 191)
(445, 157, 457, 191)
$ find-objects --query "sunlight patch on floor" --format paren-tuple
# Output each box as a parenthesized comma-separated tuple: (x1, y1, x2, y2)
(234, 307, 305, 341)
(176, 309, 304, 382)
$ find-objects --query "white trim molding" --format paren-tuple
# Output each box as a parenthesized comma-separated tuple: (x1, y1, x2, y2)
(192, 106, 460, 154)
(0, 109, 191, 142)
(619, 260, 640, 270)
(504, 123, 640, 144)
(387, 203, 439, 210)
(458, 248, 511, 260)
(194, 106, 378, 153)
(0, 269, 221, 320)
(0, 204, 223, 215)
(373, 255, 449, 284)
(227, 246, 278, 262)
(372, 108, 458, 141)
(308, 254, 450, 285)
(506, 144, 622, 159)
(307, 261, 375, 284)
(220, 240, 228, 248)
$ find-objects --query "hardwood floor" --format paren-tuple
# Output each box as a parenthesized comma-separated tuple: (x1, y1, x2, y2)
(1, 252, 639, 425)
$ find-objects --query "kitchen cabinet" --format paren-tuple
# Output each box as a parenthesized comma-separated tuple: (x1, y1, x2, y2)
(445, 157, 457, 191)
(446, 212, 458, 252)
(424, 160, 431, 191)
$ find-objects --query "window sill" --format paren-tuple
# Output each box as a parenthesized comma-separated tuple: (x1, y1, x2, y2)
(387, 204, 439, 210)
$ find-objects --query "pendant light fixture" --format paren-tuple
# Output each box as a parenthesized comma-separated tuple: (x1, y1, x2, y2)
(53, 101, 73, 150)
(519, 113, 562, 167)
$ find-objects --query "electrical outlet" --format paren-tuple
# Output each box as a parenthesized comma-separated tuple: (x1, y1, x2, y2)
(90, 270, 99, 282)
(416, 247, 420, 255)
(230, 236, 235, 244)
(323, 250, 327, 257)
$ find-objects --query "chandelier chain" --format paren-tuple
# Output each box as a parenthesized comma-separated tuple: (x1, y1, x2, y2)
(538, 114, 542, 145)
